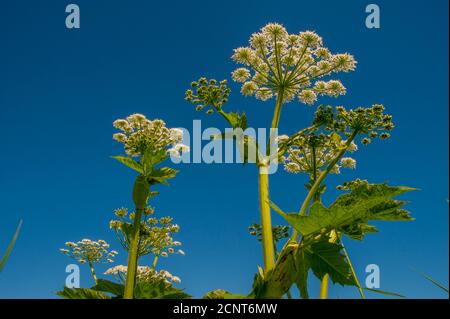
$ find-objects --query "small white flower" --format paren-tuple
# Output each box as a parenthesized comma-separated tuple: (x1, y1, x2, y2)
(177, 249, 185, 256)
(347, 141, 358, 152)
(276, 135, 289, 144)
(170, 128, 184, 143)
(340, 157, 356, 169)
(241, 81, 258, 96)
(112, 133, 127, 143)
(299, 90, 317, 105)
(330, 165, 341, 174)
(171, 276, 181, 284)
(231, 68, 251, 83)
(255, 89, 274, 101)
(284, 162, 301, 173)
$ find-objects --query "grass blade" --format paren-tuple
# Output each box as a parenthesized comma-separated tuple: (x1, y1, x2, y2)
(0, 219, 23, 272)
(412, 268, 449, 293)
(363, 288, 405, 298)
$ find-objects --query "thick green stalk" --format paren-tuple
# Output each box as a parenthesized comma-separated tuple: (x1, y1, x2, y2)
(319, 274, 329, 299)
(216, 90, 291, 277)
(88, 261, 98, 284)
(257, 90, 285, 274)
(258, 167, 275, 272)
(124, 175, 149, 299)
(123, 207, 143, 299)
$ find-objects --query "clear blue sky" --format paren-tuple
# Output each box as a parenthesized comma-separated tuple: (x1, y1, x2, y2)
(0, 0, 448, 298)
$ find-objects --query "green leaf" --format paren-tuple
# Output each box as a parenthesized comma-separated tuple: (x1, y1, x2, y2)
(112, 156, 143, 174)
(339, 223, 378, 241)
(273, 183, 415, 238)
(134, 281, 191, 299)
(0, 220, 22, 272)
(249, 243, 302, 299)
(368, 200, 414, 221)
(147, 167, 178, 185)
(142, 150, 169, 172)
(203, 289, 246, 299)
(56, 287, 110, 299)
(265, 242, 298, 298)
(221, 111, 248, 130)
(363, 288, 406, 298)
(92, 279, 124, 297)
(293, 248, 310, 299)
(305, 238, 355, 286)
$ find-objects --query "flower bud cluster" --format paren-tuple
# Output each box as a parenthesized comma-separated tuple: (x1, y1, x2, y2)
(185, 78, 230, 114)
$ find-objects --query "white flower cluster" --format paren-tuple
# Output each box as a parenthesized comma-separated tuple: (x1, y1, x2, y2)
(282, 135, 357, 174)
(104, 265, 181, 284)
(110, 208, 185, 258)
(113, 113, 189, 158)
(231, 23, 356, 104)
(60, 239, 118, 265)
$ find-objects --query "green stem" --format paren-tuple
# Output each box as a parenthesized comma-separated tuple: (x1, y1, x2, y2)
(340, 235, 365, 299)
(123, 208, 143, 299)
(319, 274, 329, 299)
(151, 255, 159, 270)
(270, 89, 284, 129)
(258, 167, 275, 273)
(256, 90, 286, 274)
(258, 91, 285, 274)
(88, 261, 98, 284)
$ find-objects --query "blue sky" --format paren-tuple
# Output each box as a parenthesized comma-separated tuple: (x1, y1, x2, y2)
(0, 0, 448, 298)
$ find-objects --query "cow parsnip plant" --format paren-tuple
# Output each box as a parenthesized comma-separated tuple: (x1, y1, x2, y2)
(57, 114, 190, 299)
(58, 208, 188, 299)
(185, 23, 415, 299)
(111, 114, 188, 298)
(186, 23, 356, 274)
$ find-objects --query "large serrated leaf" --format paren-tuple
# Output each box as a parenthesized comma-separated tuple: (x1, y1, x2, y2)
(56, 287, 110, 299)
(272, 183, 415, 238)
(305, 238, 355, 286)
(203, 289, 246, 299)
(92, 279, 124, 297)
(293, 248, 310, 299)
(134, 281, 190, 299)
(147, 167, 178, 185)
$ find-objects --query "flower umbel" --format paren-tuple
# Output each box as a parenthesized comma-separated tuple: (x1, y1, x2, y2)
(60, 239, 118, 265)
(113, 113, 187, 159)
(109, 207, 183, 258)
(104, 265, 181, 286)
(231, 23, 357, 103)
(281, 132, 357, 175)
